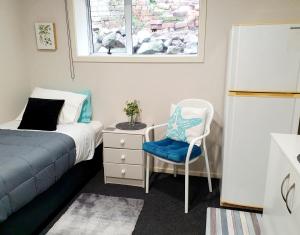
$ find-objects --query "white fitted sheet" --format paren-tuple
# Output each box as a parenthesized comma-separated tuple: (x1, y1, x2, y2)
(0, 120, 103, 164)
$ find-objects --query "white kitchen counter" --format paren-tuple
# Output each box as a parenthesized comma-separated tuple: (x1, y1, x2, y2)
(271, 133, 300, 175)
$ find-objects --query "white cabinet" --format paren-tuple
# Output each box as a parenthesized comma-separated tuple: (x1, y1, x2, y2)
(262, 134, 300, 235)
(287, 167, 300, 234)
(102, 123, 151, 188)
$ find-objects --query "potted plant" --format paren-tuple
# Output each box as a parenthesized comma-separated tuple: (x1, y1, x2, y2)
(123, 100, 141, 126)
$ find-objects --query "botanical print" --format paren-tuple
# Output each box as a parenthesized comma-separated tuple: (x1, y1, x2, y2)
(35, 23, 56, 50)
(38, 24, 52, 46)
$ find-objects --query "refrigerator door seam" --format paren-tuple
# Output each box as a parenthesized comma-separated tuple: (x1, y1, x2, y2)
(228, 91, 300, 98)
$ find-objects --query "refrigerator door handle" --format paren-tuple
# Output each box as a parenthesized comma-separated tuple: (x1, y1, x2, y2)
(298, 117, 300, 135)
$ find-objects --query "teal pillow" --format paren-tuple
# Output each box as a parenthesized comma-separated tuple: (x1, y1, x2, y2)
(166, 105, 204, 144)
(77, 90, 92, 123)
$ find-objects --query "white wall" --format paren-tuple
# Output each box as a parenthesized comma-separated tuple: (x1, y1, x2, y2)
(21, 0, 300, 177)
(0, 0, 30, 123)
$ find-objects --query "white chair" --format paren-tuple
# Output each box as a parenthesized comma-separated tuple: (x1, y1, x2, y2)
(144, 99, 214, 213)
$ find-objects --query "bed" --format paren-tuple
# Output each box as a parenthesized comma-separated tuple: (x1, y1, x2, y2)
(0, 120, 103, 235)
(0, 87, 104, 234)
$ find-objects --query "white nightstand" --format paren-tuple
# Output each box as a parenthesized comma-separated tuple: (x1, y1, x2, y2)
(102, 122, 152, 188)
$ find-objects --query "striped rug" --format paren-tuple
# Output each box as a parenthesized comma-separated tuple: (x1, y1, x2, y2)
(206, 208, 262, 235)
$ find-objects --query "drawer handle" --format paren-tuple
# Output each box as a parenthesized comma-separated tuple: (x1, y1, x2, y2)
(286, 183, 296, 214)
(121, 169, 126, 175)
(281, 173, 290, 202)
(120, 139, 125, 145)
(121, 154, 126, 160)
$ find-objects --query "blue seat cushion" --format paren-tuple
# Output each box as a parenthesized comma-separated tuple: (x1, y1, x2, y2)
(143, 138, 202, 163)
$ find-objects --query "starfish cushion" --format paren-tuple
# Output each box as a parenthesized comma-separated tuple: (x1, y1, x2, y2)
(166, 104, 207, 146)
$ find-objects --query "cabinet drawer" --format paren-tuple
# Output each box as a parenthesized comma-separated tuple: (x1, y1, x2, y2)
(103, 133, 143, 149)
(104, 148, 144, 165)
(104, 163, 144, 180)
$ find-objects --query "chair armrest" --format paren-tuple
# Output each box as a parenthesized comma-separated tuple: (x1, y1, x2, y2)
(145, 123, 168, 142)
(185, 130, 210, 164)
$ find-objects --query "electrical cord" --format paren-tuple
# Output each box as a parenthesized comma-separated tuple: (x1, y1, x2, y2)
(64, 0, 75, 80)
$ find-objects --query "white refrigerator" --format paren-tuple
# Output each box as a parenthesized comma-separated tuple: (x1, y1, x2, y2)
(221, 24, 300, 209)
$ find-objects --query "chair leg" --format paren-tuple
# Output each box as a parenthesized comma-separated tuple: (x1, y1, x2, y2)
(146, 153, 150, 194)
(185, 163, 189, 213)
(203, 139, 212, 192)
(173, 165, 177, 178)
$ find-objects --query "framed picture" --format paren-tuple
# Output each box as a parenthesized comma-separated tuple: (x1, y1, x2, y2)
(35, 22, 57, 50)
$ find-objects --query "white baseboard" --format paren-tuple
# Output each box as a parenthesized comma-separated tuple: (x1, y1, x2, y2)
(154, 166, 221, 179)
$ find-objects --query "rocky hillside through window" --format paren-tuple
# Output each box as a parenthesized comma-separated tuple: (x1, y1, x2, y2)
(90, 0, 200, 55)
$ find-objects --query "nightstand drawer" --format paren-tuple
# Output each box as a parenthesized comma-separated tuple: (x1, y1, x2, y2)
(104, 163, 144, 180)
(104, 148, 144, 165)
(103, 133, 143, 149)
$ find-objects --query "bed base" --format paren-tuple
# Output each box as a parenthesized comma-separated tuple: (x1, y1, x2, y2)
(0, 144, 103, 235)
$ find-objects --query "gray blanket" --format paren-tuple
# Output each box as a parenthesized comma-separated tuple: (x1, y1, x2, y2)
(0, 129, 76, 222)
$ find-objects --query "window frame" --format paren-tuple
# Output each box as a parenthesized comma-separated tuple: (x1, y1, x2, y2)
(68, 0, 207, 63)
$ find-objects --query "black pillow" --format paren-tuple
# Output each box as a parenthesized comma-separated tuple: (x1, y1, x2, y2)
(18, 98, 65, 131)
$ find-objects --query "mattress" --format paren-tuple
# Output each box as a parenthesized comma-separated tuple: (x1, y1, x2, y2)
(0, 120, 103, 164)
(0, 120, 103, 222)
(0, 129, 76, 222)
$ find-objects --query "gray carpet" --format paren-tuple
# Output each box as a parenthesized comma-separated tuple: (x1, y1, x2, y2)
(47, 194, 143, 235)
(41, 171, 221, 235)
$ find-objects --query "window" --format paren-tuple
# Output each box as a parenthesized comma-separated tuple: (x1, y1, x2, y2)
(70, 0, 206, 62)
(89, 0, 127, 54)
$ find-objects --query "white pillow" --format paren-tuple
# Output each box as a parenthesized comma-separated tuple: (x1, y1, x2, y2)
(16, 87, 87, 124)
(166, 104, 207, 146)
